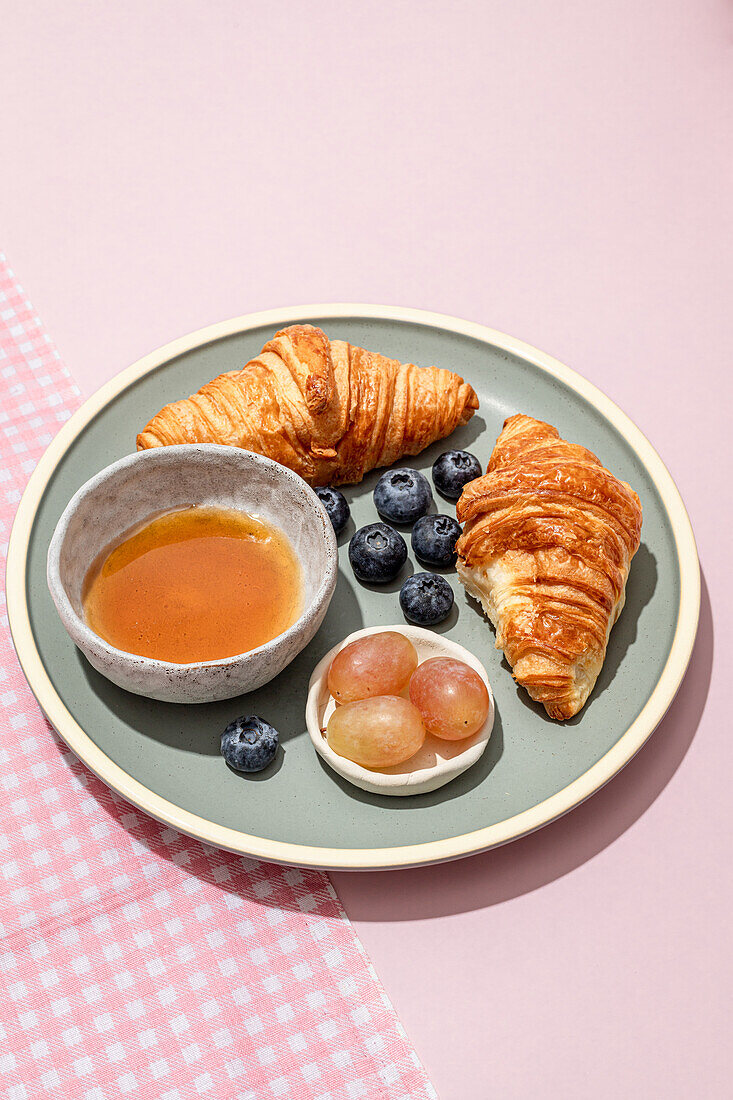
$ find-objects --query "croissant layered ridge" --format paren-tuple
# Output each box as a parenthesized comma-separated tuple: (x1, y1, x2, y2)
(136, 325, 478, 486)
(456, 414, 642, 720)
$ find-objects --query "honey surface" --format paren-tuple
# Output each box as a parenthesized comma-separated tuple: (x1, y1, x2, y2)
(83, 506, 303, 663)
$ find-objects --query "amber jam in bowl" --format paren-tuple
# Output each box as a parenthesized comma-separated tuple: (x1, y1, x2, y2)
(47, 445, 337, 703)
(83, 506, 304, 665)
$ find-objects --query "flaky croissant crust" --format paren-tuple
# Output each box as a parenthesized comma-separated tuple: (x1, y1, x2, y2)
(137, 325, 478, 486)
(456, 414, 642, 720)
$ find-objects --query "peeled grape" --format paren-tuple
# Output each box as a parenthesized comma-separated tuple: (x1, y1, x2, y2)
(327, 631, 418, 705)
(409, 658, 489, 740)
(326, 696, 425, 768)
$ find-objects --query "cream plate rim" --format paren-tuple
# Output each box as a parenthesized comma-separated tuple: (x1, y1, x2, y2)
(6, 303, 701, 870)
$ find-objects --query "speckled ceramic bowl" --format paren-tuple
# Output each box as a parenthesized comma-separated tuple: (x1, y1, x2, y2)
(47, 444, 337, 703)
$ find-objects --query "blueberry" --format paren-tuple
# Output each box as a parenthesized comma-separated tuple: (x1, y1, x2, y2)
(373, 468, 432, 525)
(399, 573, 454, 625)
(221, 715, 279, 773)
(432, 450, 482, 501)
(411, 514, 462, 568)
(348, 523, 407, 583)
(314, 486, 350, 535)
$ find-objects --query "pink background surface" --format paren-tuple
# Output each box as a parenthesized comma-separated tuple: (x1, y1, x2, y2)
(4, 3, 730, 1097)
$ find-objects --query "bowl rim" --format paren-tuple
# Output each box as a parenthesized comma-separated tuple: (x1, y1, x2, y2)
(7, 302, 700, 870)
(305, 624, 495, 794)
(46, 442, 338, 672)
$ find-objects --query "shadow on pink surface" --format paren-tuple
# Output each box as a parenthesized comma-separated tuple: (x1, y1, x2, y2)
(332, 570, 712, 918)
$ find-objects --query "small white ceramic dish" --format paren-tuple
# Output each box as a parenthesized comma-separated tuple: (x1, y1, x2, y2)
(306, 625, 495, 796)
(47, 444, 338, 703)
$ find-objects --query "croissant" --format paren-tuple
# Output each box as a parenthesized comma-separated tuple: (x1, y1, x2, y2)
(456, 414, 642, 720)
(137, 325, 478, 486)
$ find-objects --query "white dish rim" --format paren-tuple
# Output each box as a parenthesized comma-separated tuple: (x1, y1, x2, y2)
(305, 625, 495, 796)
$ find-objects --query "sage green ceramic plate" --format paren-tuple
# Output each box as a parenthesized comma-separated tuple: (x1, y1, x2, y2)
(7, 306, 699, 870)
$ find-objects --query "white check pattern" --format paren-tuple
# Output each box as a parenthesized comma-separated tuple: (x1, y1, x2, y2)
(0, 253, 437, 1100)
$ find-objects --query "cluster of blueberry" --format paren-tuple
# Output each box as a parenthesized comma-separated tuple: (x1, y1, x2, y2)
(315, 449, 481, 628)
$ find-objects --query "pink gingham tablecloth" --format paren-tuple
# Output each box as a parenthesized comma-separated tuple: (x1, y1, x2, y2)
(0, 253, 436, 1100)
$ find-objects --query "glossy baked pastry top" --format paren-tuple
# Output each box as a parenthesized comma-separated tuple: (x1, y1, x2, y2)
(456, 414, 643, 720)
(137, 324, 478, 486)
